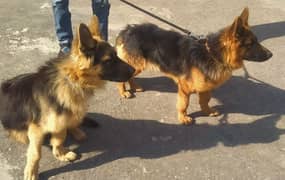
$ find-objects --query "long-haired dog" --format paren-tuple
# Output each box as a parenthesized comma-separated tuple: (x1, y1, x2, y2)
(0, 16, 134, 180)
(115, 8, 272, 125)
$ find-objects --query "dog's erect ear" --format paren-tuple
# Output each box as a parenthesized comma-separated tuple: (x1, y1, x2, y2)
(229, 17, 244, 37)
(88, 15, 102, 38)
(239, 7, 249, 26)
(78, 23, 97, 50)
(228, 7, 250, 37)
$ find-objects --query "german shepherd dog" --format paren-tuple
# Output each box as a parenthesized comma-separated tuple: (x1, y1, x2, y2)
(0, 16, 134, 180)
(115, 8, 272, 125)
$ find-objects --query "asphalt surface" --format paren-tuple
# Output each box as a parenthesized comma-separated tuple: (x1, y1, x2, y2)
(0, 0, 285, 180)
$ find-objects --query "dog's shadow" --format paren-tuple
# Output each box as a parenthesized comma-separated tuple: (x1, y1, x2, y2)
(135, 75, 285, 118)
(212, 77, 285, 121)
(252, 21, 285, 42)
(40, 110, 284, 179)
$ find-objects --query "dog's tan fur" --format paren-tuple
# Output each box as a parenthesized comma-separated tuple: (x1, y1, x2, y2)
(0, 15, 135, 180)
(115, 8, 272, 125)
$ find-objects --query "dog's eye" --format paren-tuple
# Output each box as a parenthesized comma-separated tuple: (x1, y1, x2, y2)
(244, 37, 257, 47)
(245, 43, 251, 47)
(80, 47, 95, 57)
(244, 41, 253, 47)
(103, 60, 112, 66)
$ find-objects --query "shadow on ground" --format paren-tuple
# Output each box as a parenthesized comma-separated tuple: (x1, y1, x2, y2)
(135, 75, 285, 117)
(252, 21, 285, 42)
(41, 101, 285, 179)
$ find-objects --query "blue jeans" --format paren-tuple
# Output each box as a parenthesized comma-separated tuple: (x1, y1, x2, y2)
(52, 0, 110, 49)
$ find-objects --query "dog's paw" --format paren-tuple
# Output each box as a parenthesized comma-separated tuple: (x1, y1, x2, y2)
(24, 166, 38, 180)
(203, 108, 220, 117)
(133, 87, 144, 92)
(131, 85, 144, 92)
(120, 91, 132, 98)
(130, 82, 144, 92)
(53, 147, 77, 162)
(209, 110, 220, 117)
(56, 151, 77, 162)
(64, 151, 77, 161)
(179, 115, 194, 125)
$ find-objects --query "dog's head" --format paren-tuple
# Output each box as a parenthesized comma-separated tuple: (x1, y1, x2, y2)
(70, 16, 134, 87)
(222, 8, 272, 68)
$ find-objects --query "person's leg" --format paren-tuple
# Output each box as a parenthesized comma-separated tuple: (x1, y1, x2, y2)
(91, 0, 110, 40)
(52, 0, 73, 54)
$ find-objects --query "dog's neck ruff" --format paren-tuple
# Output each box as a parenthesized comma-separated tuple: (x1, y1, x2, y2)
(203, 38, 234, 75)
(204, 39, 220, 64)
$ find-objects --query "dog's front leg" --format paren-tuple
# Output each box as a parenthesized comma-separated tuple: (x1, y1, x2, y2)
(198, 91, 219, 116)
(176, 83, 193, 125)
(50, 129, 77, 162)
(69, 127, 87, 141)
(129, 78, 144, 92)
(24, 124, 45, 180)
(117, 82, 132, 98)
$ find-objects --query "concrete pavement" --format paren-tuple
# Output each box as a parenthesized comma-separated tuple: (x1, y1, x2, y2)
(0, 0, 285, 179)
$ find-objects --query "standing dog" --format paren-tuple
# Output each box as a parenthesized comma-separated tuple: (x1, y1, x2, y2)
(0, 16, 134, 180)
(115, 8, 272, 125)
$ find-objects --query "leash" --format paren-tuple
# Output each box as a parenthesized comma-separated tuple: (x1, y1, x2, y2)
(119, 0, 204, 39)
